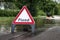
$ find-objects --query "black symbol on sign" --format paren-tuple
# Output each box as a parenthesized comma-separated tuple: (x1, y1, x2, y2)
(18, 18, 29, 21)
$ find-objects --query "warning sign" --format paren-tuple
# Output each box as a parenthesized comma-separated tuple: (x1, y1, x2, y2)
(12, 6, 35, 25)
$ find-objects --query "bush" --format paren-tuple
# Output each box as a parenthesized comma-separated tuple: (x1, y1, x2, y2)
(0, 17, 14, 25)
(34, 17, 44, 28)
(37, 10, 46, 16)
(0, 9, 19, 17)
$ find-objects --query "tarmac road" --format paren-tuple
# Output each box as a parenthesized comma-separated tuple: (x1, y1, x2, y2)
(0, 26, 60, 40)
(7, 26, 60, 40)
(27, 26, 60, 40)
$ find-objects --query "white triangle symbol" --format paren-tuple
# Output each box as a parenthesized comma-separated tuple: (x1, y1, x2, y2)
(15, 9, 32, 22)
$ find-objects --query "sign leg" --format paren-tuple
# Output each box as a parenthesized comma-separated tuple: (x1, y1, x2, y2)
(11, 24, 15, 33)
(31, 24, 35, 33)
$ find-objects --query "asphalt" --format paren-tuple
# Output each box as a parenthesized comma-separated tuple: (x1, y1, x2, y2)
(9, 26, 60, 40)
(0, 32, 27, 40)
(0, 26, 60, 40)
(28, 26, 60, 40)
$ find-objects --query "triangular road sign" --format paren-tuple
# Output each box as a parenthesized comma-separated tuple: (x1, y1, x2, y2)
(12, 6, 35, 25)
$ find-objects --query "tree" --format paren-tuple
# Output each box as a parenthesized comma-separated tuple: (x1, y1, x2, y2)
(14, 0, 38, 16)
(37, 0, 56, 17)
(3, 0, 57, 16)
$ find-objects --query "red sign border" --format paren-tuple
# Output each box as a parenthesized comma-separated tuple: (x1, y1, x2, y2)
(12, 6, 35, 25)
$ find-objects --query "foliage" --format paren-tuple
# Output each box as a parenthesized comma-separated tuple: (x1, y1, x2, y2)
(0, 17, 14, 25)
(37, 0, 57, 16)
(0, 9, 19, 17)
(0, 0, 14, 2)
(14, 0, 38, 16)
(36, 9, 46, 16)
(0, 0, 60, 16)
(14, 0, 57, 16)
(56, 4, 60, 15)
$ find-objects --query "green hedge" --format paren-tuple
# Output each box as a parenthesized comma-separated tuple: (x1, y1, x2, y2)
(0, 10, 19, 17)
(37, 10, 46, 16)
(0, 17, 14, 25)
(0, 9, 46, 17)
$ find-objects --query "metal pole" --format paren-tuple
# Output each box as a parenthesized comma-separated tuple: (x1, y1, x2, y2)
(31, 24, 35, 33)
(11, 24, 15, 33)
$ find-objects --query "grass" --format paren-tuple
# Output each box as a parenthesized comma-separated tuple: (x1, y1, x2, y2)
(0, 17, 15, 25)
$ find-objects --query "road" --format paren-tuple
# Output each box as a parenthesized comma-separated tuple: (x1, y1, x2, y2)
(8, 26, 60, 40)
(0, 26, 60, 40)
(28, 26, 60, 40)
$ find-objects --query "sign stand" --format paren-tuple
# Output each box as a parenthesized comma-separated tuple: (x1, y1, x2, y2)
(11, 24, 15, 33)
(31, 24, 35, 33)
(11, 24, 35, 33)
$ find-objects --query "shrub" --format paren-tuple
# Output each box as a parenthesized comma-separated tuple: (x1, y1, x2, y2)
(0, 17, 14, 25)
(37, 10, 46, 16)
(0, 9, 19, 17)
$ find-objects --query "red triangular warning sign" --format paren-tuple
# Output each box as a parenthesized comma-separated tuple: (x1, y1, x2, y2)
(12, 6, 35, 25)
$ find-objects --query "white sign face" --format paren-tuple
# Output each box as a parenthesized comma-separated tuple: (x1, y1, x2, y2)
(15, 9, 32, 22)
